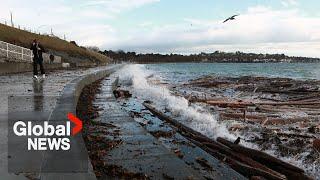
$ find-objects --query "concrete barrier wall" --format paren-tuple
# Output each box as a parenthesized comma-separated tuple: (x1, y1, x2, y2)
(42, 53, 62, 64)
(0, 61, 62, 75)
(70, 61, 97, 68)
(40, 65, 121, 180)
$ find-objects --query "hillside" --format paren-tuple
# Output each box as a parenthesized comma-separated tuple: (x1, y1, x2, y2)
(0, 23, 110, 64)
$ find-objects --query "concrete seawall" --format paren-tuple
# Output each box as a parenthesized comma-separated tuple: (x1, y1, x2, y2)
(0, 65, 122, 180)
(40, 65, 122, 180)
(0, 62, 63, 75)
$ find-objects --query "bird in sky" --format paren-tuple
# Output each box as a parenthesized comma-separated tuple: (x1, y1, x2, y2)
(223, 14, 239, 23)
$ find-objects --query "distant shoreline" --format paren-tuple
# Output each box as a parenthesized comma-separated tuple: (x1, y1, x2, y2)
(113, 61, 320, 64)
(102, 50, 320, 64)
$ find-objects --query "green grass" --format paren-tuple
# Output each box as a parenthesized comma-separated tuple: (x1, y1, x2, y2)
(0, 23, 109, 63)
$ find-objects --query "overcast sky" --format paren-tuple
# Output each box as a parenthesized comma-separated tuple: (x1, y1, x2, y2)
(1, 0, 320, 57)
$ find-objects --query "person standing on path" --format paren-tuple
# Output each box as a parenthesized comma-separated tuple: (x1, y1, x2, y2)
(30, 39, 46, 79)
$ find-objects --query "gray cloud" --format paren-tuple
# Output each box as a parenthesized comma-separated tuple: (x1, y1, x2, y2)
(1, 1, 320, 57)
(102, 6, 320, 57)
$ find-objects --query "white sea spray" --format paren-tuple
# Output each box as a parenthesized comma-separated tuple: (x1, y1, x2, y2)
(115, 64, 319, 179)
(116, 64, 235, 139)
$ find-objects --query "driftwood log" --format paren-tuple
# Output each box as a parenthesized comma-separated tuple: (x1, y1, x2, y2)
(220, 112, 309, 126)
(217, 138, 312, 180)
(142, 103, 305, 180)
(205, 100, 320, 107)
(113, 89, 132, 98)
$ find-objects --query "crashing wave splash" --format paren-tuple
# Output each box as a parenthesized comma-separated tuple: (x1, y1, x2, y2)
(115, 64, 319, 179)
(116, 64, 235, 140)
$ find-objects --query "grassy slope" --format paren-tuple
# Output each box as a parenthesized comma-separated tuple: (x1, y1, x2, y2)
(0, 23, 109, 63)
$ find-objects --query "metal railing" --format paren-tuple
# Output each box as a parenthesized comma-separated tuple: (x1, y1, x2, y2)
(0, 40, 33, 62)
(0, 40, 62, 63)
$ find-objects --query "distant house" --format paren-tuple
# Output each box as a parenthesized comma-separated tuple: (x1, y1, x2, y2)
(70, 41, 78, 46)
(201, 58, 208, 62)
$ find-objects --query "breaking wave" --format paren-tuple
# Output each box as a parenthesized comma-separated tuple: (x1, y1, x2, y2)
(116, 64, 236, 140)
(115, 64, 319, 179)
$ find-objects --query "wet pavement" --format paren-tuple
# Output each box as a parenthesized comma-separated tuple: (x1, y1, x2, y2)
(0, 65, 118, 179)
(0, 65, 245, 179)
(90, 74, 245, 179)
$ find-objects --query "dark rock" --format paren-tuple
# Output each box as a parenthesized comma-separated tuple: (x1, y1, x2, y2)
(313, 139, 320, 152)
(113, 89, 132, 98)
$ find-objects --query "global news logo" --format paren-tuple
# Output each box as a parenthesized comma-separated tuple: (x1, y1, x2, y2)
(12, 113, 82, 151)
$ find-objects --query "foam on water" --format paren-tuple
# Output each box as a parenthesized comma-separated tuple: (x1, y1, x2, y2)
(116, 64, 319, 179)
(116, 64, 236, 139)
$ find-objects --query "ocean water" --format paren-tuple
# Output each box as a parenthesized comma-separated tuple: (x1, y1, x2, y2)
(115, 63, 320, 178)
(145, 63, 320, 84)
(116, 62, 320, 139)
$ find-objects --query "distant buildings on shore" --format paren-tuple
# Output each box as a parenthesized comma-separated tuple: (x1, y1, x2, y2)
(101, 50, 319, 63)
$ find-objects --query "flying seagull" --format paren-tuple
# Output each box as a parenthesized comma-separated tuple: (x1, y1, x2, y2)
(223, 14, 239, 23)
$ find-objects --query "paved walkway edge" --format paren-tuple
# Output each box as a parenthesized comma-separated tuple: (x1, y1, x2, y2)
(40, 65, 122, 180)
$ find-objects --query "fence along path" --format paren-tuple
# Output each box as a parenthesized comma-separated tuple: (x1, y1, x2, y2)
(0, 40, 61, 63)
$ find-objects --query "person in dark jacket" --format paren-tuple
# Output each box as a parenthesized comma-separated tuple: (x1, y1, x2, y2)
(30, 39, 46, 79)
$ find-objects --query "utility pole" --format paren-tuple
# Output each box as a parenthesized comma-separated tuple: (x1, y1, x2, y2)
(10, 11, 14, 27)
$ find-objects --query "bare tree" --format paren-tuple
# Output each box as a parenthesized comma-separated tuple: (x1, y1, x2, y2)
(86, 46, 100, 52)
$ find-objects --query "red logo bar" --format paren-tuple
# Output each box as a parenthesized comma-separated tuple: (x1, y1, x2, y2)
(67, 113, 83, 136)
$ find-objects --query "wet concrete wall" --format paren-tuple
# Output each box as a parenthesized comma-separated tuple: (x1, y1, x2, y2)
(69, 61, 97, 68)
(40, 65, 121, 179)
(0, 61, 62, 75)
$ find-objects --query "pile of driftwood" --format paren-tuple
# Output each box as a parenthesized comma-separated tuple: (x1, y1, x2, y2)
(143, 102, 313, 180)
(181, 76, 320, 170)
(113, 89, 132, 98)
(185, 76, 320, 117)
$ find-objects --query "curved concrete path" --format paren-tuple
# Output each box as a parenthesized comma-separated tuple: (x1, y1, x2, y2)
(0, 65, 120, 180)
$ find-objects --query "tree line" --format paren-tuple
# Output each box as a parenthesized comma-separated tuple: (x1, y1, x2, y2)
(99, 50, 320, 63)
